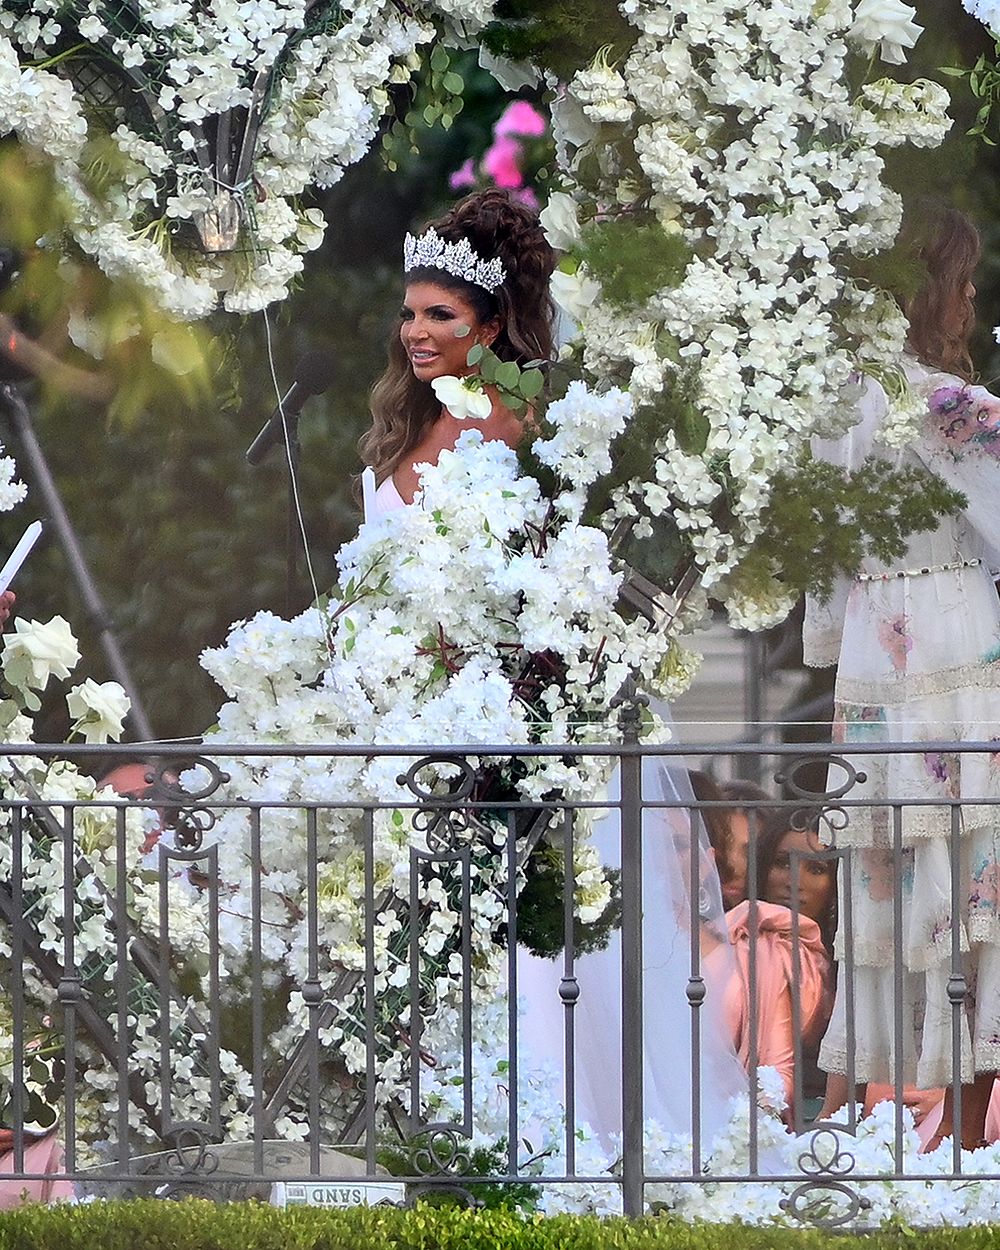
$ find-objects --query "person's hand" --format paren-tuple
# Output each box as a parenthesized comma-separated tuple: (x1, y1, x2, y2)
(0, 590, 16, 627)
(902, 1087, 944, 1127)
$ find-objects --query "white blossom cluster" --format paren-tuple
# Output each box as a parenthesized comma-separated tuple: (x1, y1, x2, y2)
(0, 613, 259, 1157)
(420, 1008, 1000, 1226)
(191, 392, 676, 1131)
(540, 1094, 1000, 1225)
(545, 0, 950, 629)
(0, 0, 490, 316)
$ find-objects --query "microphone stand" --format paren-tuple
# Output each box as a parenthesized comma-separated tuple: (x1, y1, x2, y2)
(0, 383, 156, 742)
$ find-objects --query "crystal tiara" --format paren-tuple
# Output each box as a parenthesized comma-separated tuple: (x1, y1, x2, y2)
(403, 228, 506, 293)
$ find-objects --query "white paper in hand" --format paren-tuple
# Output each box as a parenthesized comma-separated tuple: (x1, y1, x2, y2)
(0, 521, 42, 594)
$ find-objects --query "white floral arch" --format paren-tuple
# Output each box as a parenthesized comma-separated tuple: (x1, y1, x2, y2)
(0, 0, 995, 1223)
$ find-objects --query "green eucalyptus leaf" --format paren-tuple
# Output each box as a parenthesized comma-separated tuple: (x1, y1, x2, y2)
(519, 368, 545, 399)
(496, 360, 522, 392)
(466, 342, 483, 364)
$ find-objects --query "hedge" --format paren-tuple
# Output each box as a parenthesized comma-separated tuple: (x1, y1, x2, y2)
(0, 1203, 998, 1250)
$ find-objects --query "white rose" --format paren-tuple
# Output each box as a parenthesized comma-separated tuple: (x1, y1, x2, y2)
(848, 0, 923, 64)
(550, 267, 601, 324)
(2, 615, 80, 691)
(539, 192, 581, 252)
(66, 678, 131, 743)
(430, 375, 492, 420)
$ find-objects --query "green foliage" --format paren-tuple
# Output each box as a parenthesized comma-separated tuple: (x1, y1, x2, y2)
(839, 248, 927, 307)
(383, 41, 469, 165)
(465, 343, 546, 418)
(481, 0, 636, 80)
(3, 1201, 1000, 1249)
(736, 455, 968, 601)
(378, 1139, 541, 1211)
(580, 219, 691, 310)
(513, 848, 622, 959)
(943, 36, 1000, 146)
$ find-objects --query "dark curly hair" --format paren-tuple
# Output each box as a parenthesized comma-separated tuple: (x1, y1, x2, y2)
(905, 207, 981, 381)
(360, 189, 557, 484)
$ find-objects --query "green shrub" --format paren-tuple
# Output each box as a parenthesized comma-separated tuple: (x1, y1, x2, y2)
(0, 1202, 998, 1250)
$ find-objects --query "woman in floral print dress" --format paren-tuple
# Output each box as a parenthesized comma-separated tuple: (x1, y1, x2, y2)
(805, 210, 1000, 1148)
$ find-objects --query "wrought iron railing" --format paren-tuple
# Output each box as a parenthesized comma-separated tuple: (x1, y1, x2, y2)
(0, 734, 996, 1224)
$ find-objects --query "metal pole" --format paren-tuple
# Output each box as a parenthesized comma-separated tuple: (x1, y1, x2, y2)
(0, 383, 155, 741)
(619, 688, 644, 1217)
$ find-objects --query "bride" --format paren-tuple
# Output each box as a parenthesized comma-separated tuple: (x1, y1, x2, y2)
(358, 186, 746, 1153)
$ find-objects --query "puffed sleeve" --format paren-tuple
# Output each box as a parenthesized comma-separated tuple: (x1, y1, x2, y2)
(802, 575, 851, 668)
(908, 369, 1000, 561)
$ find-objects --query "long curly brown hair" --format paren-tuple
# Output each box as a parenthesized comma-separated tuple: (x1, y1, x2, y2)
(360, 189, 557, 484)
(905, 208, 981, 381)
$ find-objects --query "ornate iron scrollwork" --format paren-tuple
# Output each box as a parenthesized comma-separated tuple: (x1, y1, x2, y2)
(780, 1128, 873, 1228)
(162, 1122, 220, 1179)
(144, 756, 230, 851)
(405, 1125, 480, 1208)
(397, 756, 478, 855)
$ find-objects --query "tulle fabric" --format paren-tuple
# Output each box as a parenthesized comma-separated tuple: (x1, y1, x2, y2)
(516, 749, 747, 1151)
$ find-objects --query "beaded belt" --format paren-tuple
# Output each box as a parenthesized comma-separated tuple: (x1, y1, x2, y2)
(856, 557, 982, 582)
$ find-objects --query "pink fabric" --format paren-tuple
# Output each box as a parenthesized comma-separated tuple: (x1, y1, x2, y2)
(984, 1079, 1000, 1143)
(866, 1079, 1000, 1149)
(724, 901, 833, 1112)
(0, 1132, 73, 1206)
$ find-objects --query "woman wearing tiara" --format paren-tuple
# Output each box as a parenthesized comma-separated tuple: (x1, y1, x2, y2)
(360, 187, 556, 511)
(358, 187, 746, 1153)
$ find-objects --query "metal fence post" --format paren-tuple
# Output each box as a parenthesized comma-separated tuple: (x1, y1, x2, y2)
(619, 694, 644, 1217)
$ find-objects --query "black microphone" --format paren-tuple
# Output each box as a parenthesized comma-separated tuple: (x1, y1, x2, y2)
(246, 350, 337, 466)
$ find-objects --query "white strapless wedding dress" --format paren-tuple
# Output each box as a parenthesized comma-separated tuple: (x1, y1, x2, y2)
(367, 469, 746, 1153)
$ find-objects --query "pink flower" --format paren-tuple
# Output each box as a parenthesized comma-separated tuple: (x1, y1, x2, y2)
(495, 100, 546, 137)
(876, 613, 913, 671)
(482, 135, 524, 188)
(449, 158, 476, 191)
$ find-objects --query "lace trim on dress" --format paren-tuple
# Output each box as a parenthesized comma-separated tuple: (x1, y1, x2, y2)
(818, 1039, 981, 1087)
(835, 661, 1000, 705)
(834, 805, 1000, 847)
